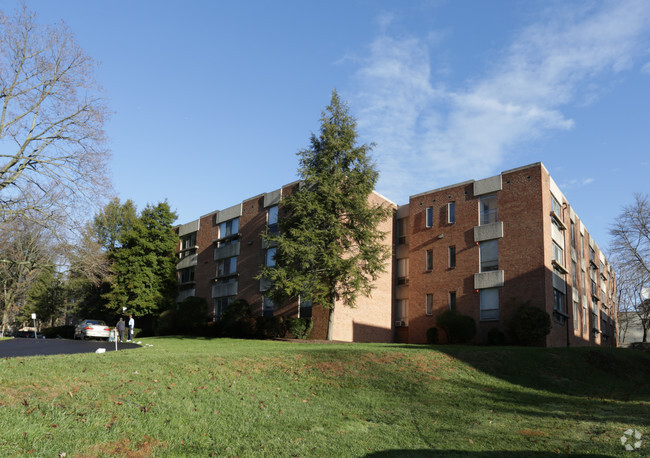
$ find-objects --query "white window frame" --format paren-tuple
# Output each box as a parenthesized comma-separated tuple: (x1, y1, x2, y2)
(425, 207, 434, 228)
(448, 202, 456, 224)
(426, 294, 433, 316)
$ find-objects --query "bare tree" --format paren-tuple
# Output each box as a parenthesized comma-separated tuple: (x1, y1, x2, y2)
(0, 219, 53, 334)
(610, 194, 650, 342)
(0, 4, 111, 233)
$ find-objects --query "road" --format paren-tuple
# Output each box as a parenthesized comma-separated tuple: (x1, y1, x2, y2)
(0, 338, 140, 358)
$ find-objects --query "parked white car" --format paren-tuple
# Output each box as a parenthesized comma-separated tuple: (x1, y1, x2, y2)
(74, 319, 111, 340)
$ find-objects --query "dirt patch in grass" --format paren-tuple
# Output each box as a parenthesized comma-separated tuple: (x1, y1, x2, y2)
(77, 436, 164, 458)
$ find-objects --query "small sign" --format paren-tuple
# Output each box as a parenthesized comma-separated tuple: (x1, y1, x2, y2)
(31, 313, 36, 320)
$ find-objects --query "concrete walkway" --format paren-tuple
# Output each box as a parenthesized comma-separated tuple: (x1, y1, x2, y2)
(0, 338, 140, 358)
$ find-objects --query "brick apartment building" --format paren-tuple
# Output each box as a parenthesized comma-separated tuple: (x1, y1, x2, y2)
(175, 162, 617, 347)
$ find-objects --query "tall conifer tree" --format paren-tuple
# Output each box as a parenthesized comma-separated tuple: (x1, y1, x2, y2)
(261, 90, 391, 339)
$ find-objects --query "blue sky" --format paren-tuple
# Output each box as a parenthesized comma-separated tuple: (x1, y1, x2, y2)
(5, 0, 650, 248)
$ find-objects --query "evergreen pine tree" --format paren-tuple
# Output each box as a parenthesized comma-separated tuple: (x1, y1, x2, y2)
(261, 90, 392, 340)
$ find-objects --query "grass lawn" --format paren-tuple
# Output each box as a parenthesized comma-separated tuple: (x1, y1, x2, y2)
(0, 338, 648, 457)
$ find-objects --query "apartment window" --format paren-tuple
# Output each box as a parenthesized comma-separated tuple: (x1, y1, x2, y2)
(553, 288, 567, 324)
(449, 291, 457, 310)
(480, 288, 499, 321)
(573, 300, 579, 330)
(178, 266, 195, 284)
(425, 249, 433, 271)
(448, 202, 456, 224)
(425, 207, 434, 228)
(265, 247, 277, 268)
(480, 240, 498, 272)
(396, 299, 408, 323)
(581, 270, 586, 292)
(299, 295, 312, 318)
(397, 258, 409, 282)
(213, 296, 233, 320)
(426, 294, 433, 316)
(397, 218, 408, 245)
(217, 256, 237, 277)
(218, 218, 239, 240)
(552, 242, 563, 265)
(551, 194, 562, 217)
(479, 194, 497, 225)
(570, 221, 576, 248)
(267, 205, 279, 234)
(583, 305, 588, 330)
(263, 296, 274, 318)
(589, 247, 596, 264)
(180, 232, 197, 258)
(448, 246, 456, 269)
(572, 261, 577, 287)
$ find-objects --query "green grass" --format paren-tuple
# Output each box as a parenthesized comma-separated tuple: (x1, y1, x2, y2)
(1, 338, 649, 457)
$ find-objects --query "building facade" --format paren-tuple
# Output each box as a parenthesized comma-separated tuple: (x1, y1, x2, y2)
(176, 182, 396, 342)
(175, 162, 617, 347)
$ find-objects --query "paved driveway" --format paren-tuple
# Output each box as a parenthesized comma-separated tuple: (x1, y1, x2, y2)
(0, 338, 140, 358)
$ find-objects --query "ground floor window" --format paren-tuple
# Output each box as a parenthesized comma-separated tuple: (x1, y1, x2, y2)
(480, 288, 499, 321)
(213, 296, 233, 320)
(299, 296, 312, 318)
(263, 296, 274, 318)
(553, 289, 567, 325)
(396, 299, 408, 325)
(426, 294, 433, 315)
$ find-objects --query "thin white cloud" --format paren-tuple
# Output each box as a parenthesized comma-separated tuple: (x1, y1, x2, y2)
(352, 0, 650, 202)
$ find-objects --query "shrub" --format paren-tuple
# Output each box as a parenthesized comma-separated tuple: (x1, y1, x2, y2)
(487, 327, 505, 345)
(511, 304, 551, 346)
(426, 327, 439, 344)
(256, 316, 286, 339)
(286, 318, 313, 339)
(436, 310, 476, 344)
(155, 296, 208, 336)
(220, 299, 256, 338)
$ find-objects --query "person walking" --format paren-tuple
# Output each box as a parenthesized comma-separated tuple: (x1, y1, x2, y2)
(116, 318, 126, 342)
(128, 314, 135, 341)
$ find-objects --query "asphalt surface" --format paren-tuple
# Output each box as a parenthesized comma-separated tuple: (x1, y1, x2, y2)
(0, 338, 141, 358)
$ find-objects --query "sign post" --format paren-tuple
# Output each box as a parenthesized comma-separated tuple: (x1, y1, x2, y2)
(31, 313, 37, 339)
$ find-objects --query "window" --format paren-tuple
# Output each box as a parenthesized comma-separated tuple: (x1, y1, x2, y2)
(480, 288, 499, 321)
(178, 266, 195, 284)
(299, 295, 312, 318)
(213, 296, 233, 320)
(267, 205, 279, 234)
(180, 232, 197, 258)
(217, 256, 237, 277)
(265, 247, 277, 268)
(573, 300, 579, 330)
(397, 258, 409, 280)
(449, 291, 456, 310)
(551, 194, 562, 217)
(448, 246, 456, 269)
(448, 202, 456, 224)
(397, 218, 408, 245)
(583, 304, 588, 330)
(572, 261, 577, 286)
(480, 240, 498, 272)
(479, 194, 497, 225)
(425, 207, 434, 228)
(263, 296, 274, 318)
(218, 218, 239, 240)
(396, 299, 408, 323)
(426, 294, 433, 316)
(552, 242, 566, 275)
(553, 288, 566, 324)
(570, 221, 576, 248)
(425, 249, 433, 271)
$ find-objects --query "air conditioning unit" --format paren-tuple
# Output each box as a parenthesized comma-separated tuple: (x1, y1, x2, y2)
(394, 321, 406, 327)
